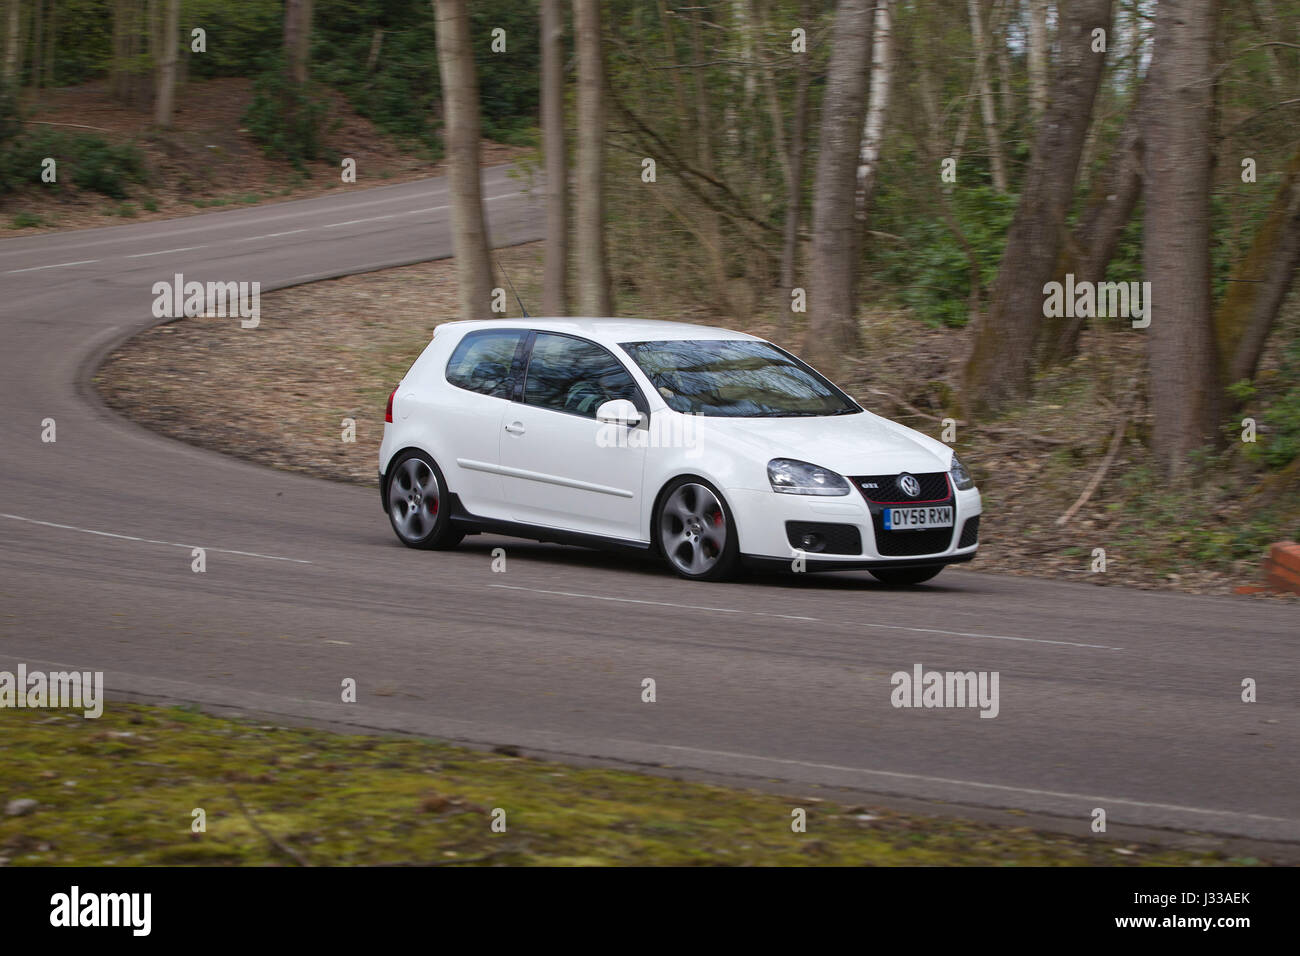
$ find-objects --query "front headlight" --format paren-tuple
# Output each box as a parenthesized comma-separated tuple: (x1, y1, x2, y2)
(950, 455, 975, 491)
(767, 458, 850, 496)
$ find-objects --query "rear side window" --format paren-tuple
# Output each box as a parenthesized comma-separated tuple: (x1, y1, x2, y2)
(445, 330, 524, 398)
(523, 332, 641, 418)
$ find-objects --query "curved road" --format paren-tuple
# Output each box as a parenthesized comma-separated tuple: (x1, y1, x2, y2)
(1, 167, 1296, 847)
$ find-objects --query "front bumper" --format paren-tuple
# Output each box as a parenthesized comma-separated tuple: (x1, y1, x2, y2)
(726, 483, 981, 569)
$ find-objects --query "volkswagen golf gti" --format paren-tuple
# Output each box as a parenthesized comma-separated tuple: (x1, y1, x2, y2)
(378, 318, 980, 584)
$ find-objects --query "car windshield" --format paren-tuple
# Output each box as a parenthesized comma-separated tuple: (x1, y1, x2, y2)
(619, 339, 861, 417)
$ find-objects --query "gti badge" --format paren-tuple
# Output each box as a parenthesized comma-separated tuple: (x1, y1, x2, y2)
(897, 473, 921, 498)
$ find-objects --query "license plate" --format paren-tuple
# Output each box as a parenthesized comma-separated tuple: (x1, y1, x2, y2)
(883, 506, 954, 530)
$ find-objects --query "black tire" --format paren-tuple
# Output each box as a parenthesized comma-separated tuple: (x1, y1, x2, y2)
(654, 476, 740, 581)
(385, 450, 464, 550)
(869, 565, 944, 586)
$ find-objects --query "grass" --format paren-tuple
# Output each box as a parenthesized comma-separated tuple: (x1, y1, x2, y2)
(9, 211, 44, 229)
(0, 701, 1266, 867)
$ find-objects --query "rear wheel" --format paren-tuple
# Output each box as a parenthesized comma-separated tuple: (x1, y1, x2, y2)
(655, 477, 739, 581)
(869, 565, 943, 586)
(386, 451, 464, 550)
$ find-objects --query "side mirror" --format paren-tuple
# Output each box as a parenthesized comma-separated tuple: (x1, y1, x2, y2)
(596, 399, 644, 427)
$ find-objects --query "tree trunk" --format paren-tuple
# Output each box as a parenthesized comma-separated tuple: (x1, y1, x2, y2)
(284, 0, 312, 84)
(1027, 0, 1049, 119)
(434, 0, 494, 321)
(961, 0, 1113, 415)
(153, 0, 179, 126)
(967, 0, 1006, 192)
(804, 0, 874, 377)
(573, 0, 611, 316)
(1144, 0, 1219, 475)
(855, 0, 893, 226)
(687, 7, 729, 314)
(1046, 82, 1147, 364)
(31, 0, 41, 95)
(3, 0, 20, 86)
(541, 0, 568, 316)
(41, 0, 52, 91)
(779, 0, 812, 300)
(1219, 147, 1300, 388)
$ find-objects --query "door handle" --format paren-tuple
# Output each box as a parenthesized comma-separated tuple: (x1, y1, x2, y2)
(504, 421, 526, 435)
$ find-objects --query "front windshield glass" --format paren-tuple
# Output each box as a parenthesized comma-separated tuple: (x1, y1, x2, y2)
(619, 339, 861, 418)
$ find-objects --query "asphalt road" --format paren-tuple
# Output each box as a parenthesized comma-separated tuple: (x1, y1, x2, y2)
(1, 167, 1296, 846)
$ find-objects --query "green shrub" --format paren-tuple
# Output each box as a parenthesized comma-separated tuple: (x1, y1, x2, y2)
(0, 129, 145, 197)
(872, 184, 1019, 327)
(70, 138, 147, 198)
(243, 69, 333, 169)
(1240, 338, 1300, 470)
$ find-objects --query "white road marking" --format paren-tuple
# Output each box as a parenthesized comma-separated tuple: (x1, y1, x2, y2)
(491, 583, 1118, 649)
(5, 258, 98, 274)
(635, 740, 1297, 825)
(490, 583, 742, 615)
(322, 214, 396, 228)
(844, 620, 1121, 650)
(0, 513, 312, 564)
(237, 229, 308, 242)
(125, 245, 208, 258)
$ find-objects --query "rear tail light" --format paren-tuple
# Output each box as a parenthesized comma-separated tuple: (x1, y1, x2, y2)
(385, 388, 396, 423)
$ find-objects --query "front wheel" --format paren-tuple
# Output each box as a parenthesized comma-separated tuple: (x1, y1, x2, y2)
(386, 451, 464, 550)
(655, 477, 740, 581)
(869, 565, 944, 586)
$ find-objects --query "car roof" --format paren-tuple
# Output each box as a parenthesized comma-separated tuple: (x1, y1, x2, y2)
(436, 317, 764, 348)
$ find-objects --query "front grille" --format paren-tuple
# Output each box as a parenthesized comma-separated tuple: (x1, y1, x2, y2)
(785, 521, 862, 555)
(852, 472, 951, 504)
(958, 516, 980, 548)
(870, 515, 954, 556)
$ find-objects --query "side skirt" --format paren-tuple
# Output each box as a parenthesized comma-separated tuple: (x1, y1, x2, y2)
(446, 493, 652, 554)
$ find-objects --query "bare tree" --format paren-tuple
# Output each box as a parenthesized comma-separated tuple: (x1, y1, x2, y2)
(967, 0, 1006, 192)
(855, 0, 894, 225)
(961, 0, 1112, 415)
(1144, 0, 1219, 475)
(434, 0, 494, 320)
(573, 0, 611, 316)
(153, 0, 179, 126)
(541, 0, 568, 316)
(805, 0, 875, 377)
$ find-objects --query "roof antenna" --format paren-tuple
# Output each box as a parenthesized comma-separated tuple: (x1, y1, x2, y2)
(497, 260, 530, 318)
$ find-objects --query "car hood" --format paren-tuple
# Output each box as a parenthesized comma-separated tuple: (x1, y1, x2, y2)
(690, 410, 953, 478)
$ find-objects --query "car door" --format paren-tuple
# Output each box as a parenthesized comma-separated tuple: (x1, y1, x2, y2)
(498, 332, 649, 541)
(436, 327, 527, 520)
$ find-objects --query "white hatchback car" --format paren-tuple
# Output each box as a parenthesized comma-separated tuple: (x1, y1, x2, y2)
(379, 318, 980, 584)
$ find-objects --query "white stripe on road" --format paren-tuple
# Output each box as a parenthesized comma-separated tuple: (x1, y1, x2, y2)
(490, 583, 742, 615)
(0, 513, 312, 564)
(490, 583, 1119, 650)
(125, 245, 208, 258)
(5, 258, 98, 274)
(636, 740, 1295, 825)
(237, 229, 308, 242)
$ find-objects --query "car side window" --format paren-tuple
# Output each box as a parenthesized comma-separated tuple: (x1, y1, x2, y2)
(445, 330, 524, 399)
(523, 333, 640, 418)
